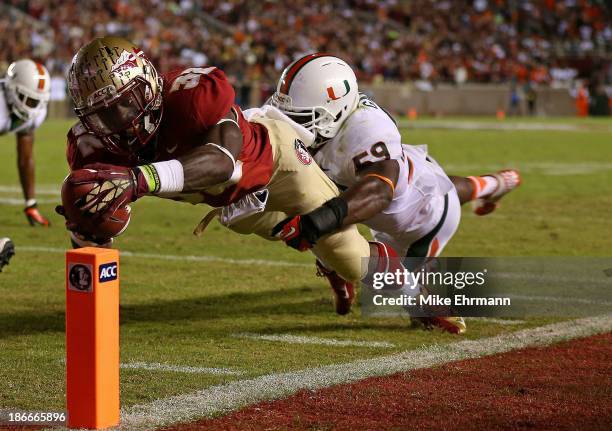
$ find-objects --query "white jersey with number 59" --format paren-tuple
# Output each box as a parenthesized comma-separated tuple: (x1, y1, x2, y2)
(312, 94, 455, 251)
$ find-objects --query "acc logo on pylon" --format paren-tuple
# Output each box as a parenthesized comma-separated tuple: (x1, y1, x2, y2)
(99, 262, 118, 283)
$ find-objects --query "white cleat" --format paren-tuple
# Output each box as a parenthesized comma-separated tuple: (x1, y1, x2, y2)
(473, 169, 521, 216)
(0, 237, 15, 272)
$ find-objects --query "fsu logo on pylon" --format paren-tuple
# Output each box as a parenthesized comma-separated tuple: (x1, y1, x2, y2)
(68, 263, 93, 292)
(294, 139, 312, 165)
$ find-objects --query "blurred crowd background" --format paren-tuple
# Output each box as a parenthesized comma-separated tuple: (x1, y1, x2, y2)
(1, 0, 610, 114)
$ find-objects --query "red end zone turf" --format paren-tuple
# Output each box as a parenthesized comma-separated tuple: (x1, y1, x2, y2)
(162, 333, 612, 431)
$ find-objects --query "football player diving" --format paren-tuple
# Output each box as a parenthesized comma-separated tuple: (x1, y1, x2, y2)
(56, 37, 457, 331)
(262, 54, 521, 332)
(1, 60, 52, 226)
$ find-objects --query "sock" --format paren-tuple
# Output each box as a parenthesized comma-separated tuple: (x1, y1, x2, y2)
(468, 175, 498, 200)
(367, 241, 419, 296)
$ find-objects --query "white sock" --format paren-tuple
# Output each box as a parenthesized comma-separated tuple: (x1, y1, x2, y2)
(468, 175, 498, 199)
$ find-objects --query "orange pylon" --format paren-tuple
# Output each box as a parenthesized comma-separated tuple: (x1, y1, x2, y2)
(66, 247, 120, 429)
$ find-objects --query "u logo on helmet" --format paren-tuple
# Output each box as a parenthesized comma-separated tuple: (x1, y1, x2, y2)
(326, 80, 351, 101)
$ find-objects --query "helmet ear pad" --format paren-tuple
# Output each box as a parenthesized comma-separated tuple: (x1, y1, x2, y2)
(271, 54, 359, 140)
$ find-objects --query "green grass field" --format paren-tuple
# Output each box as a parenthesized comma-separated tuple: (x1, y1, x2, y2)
(0, 117, 611, 412)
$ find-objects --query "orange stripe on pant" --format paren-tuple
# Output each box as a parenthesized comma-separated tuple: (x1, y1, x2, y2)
(407, 156, 414, 183)
(66, 247, 120, 429)
(428, 238, 440, 257)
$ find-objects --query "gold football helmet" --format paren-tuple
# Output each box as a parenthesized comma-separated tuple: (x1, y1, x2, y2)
(68, 36, 163, 155)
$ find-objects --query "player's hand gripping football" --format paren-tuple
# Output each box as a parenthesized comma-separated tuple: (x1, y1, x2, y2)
(55, 163, 146, 243)
(64, 163, 148, 218)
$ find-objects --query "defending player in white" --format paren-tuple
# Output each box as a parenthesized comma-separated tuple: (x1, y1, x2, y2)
(1, 59, 52, 226)
(266, 54, 521, 334)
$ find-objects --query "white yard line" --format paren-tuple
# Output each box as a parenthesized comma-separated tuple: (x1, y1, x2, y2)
(114, 314, 611, 431)
(442, 162, 612, 176)
(233, 333, 395, 348)
(120, 362, 243, 375)
(398, 120, 612, 132)
(18, 246, 311, 268)
(0, 197, 58, 205)
(0, 185, 60, 195)
(467, 317, 526, 325)
(495, 271, 611, 286)
(57, 359, 242, 376)
(18, 247, 612, 299)
(507, 293, 612, 306)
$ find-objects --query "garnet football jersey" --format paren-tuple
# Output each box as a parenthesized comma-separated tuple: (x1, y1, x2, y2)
(67, 67, 273, 207)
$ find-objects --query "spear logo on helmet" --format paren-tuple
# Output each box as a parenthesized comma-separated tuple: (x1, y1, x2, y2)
(110, 48, 144, 74)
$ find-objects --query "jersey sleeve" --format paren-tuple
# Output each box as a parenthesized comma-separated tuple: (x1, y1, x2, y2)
(66, 122, 89, 169)
(341, 107, 404, 178)
(66, 122, 122, 170)
(165, 67, 235, 132)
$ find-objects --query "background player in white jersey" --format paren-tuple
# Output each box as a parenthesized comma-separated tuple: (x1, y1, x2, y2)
(1, 59, 52, 226)
(269, 54, 521, 333)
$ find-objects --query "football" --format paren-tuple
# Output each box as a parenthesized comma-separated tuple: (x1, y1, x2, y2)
(61, 176, 131, 241)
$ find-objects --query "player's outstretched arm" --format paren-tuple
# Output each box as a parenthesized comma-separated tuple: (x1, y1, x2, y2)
(16, 131, 50, 226)
(273, 159, 398, 251)
(339, 159, 399, 226)
(133, 110, 243, 196)
(177, 115, 242, 193)
(58, 111, 243, 225)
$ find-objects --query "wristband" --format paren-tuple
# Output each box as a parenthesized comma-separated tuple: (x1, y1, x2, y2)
(137, 160, 184, 194)
(305, 197, 348, 238)
(137, 164, 160, 193)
